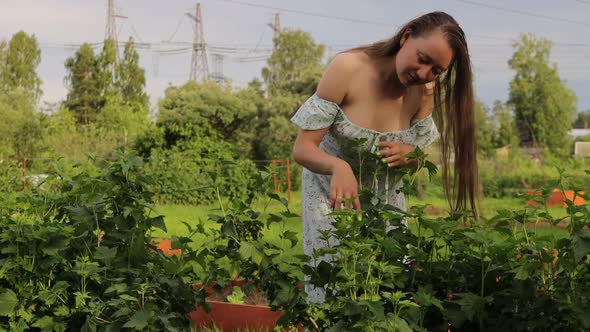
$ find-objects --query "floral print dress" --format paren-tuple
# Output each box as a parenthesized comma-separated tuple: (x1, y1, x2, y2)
(290, 93, 440, 303)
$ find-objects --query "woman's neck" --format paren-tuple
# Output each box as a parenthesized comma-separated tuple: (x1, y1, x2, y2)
(373, 55, 407, 98)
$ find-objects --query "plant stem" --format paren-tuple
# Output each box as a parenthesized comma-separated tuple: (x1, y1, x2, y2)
(215, 186, 226, 217)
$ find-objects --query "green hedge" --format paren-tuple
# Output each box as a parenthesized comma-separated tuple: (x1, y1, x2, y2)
(144, 137, 261, 205)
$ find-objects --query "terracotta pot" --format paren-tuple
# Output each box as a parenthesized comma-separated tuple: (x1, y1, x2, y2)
(190, 280, 304, 331)
(526, 189, 585, 207)
(154, 238, 182, 256)
(190, 300, 284, 331)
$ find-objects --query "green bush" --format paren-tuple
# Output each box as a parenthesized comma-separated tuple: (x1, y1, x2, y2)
(304, 156, 590, 331)
(144, 137, 261, 205)
(0, 159, 23, 194)
(0, 153, 204, 331)
(479, 155, 590, 198)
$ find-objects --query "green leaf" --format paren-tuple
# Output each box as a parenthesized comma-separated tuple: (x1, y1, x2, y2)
(123, 206, 133, 218)
(392, 316, 413, 332)
(573, 231, 590, 262)
(281, 230, 299, 247)
(456, 293, 492, 321)
(41, 239, 69, 257)
(0, 289, 18, 316)
(226, 286, 245, 304)
(149, 215, 167, 232)
(424, 160, 438, 180)
(271, 281, 295, 306)
(93, 246, 117, 261)
(119, 294, 138, 302)
(54, 305, 70, 317)
(32, 316, 55, 329)
(104, 283, 128, 295)
(239, 241, 264, 265)
(268, 193, 289, 208)
(414, 286, 443, 312)
(123, 309, 152, 330)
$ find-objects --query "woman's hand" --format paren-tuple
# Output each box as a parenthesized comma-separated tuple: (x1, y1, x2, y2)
(374, 141, 416, 168)
(330, 161, 362, 217)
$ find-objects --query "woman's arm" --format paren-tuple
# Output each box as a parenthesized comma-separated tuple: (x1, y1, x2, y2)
(292, 52, 359, 174)
(292, 52, 362, 211)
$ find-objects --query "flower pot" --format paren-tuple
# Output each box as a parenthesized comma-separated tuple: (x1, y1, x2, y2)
(190, 280, 304, 331)
(526, 189, 585, 207)
(190, 300, 285, 331)
(154, 238, 182, 256)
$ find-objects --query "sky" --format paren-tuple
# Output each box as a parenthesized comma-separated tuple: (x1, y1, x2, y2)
(1, 0, 589, 112)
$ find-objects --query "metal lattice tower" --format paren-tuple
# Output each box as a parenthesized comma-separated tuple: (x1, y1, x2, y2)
(187, 3, 209, 82)
(265, 13, 281, 92)
(105, 0, 127, 42)
(210, 53, 224, 83)
(267, 13, 281, 53)
(104, 0, 127, 74)
(105, 0, 117, 42)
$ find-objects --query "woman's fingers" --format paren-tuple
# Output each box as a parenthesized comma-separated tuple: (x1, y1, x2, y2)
(344, 191, 353, 210)
(388, 160, 402, 167)
(353, 198, 363, 221)
(330, 190, 363, 221)
(332, 190, 343, 211)
(381, 154, 402, 163)
(330, 191, 359, 208)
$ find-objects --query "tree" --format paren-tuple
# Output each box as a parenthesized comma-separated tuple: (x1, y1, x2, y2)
(96, 94, 151, 147)
(255, 94, 304, 160)
(256, 29, 326, 160)
(0, 90, 43, 157)
(0, 31, 42, 99)
(96, 38, 118, 101)
(65, 39, 150, 126)
(493, 100, 519, 148)
(262, 29, 325, 97)
(474, 100, 496, 157)
(507, 33, 577, 155)
(0, 41, 7, 86)
(64, 43, 101, 125)
(573, 110, 590, 129)
(118, 38, 148, 109)
(156, 81, 259, 157)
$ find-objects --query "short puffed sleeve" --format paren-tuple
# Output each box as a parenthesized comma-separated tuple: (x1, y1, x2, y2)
(290, 94, 340, 130)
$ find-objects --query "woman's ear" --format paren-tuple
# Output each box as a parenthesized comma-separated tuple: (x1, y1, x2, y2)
(400, 29, 412, 47)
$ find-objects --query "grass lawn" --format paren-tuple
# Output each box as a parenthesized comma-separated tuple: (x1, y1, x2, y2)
(152, 189, 569, 243)
(150, 191, 306, 260)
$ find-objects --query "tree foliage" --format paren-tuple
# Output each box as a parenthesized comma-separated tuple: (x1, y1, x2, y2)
(262, 29, 325, 97)
(64, 43, 101, 125)
(573, 110, 590, 129)
(64, 38, 149, 125)
(118, 38, 149, 110)
(0, 90, 43, 157)
(256, 29, 326, 160)
(0, 31, 42, 99)
(155, 80, 259, 158)
(508, 33, 577, 155)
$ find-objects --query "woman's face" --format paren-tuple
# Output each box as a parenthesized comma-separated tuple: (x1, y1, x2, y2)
(395, 29, 454, 86)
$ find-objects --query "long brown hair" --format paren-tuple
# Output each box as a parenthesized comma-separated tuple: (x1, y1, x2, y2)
(352, 12, 479, 214)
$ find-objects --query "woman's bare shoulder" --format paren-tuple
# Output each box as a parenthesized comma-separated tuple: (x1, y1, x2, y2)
(316, 51, 366, 104)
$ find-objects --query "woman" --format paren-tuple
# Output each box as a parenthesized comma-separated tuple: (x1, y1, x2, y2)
(290, 11, 478, 303)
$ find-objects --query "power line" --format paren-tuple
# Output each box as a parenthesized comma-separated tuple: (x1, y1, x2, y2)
(214, 0, 401, 28)
(213, 0, 588, 42)
(454, 0, 590, 27)
(165, 15, 187, 42)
